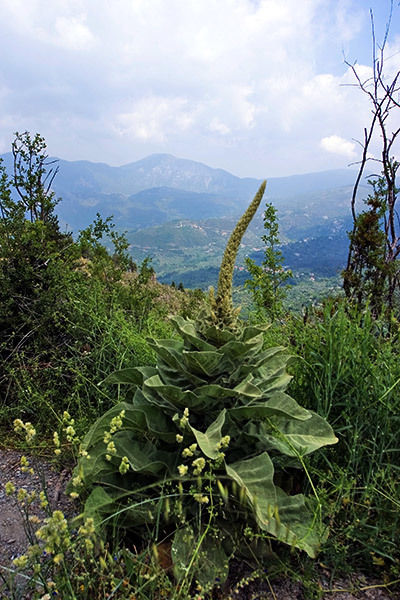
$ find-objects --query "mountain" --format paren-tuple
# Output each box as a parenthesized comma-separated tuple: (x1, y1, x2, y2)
(0, 151, 362, 233)
(0, 150, 369, 289)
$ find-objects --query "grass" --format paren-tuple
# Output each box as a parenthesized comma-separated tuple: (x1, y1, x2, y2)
(263, 300, 400, 576)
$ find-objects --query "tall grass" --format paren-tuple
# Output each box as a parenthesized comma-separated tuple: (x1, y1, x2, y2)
(283, 301, 400, 572)
(0, 274, 199, 437)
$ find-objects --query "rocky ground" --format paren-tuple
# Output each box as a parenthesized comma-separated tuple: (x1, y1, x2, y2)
(0, 448, 398, 599)
(0, 449, 74, 564)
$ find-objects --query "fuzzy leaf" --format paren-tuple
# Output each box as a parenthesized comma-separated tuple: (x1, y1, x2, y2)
(233, 378, 262, 399)
(190, 410, 227, 459)
(114, 436, 177, 475)
(260, 489, 324, 558)
(226, 454, 323, 557)
(240, 323, 270, 341)
(232, 347, 290, 381)
(225, 453, 277, 521)
(229, 392, 311, 421)
(172, 526, 229, 586)
(171, 316, 215, 351)
(265, 411, 339, 456)
(182, 350, 222, 377)
(103, 366, 157, 386)
(81, 401, 177, 449)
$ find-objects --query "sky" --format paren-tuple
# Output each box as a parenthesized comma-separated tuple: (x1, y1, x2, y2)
(0, 0, 399, 178)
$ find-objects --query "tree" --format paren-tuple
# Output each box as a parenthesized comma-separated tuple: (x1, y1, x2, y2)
(342, 2, 400, 314)
(12, 131, 60, 224)
(245, 202, 292, 320)
(0, 132, 72, 340)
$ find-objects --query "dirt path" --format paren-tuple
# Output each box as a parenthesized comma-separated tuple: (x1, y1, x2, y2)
(0, 449, 398, 599)
(0, 449, 74, 569)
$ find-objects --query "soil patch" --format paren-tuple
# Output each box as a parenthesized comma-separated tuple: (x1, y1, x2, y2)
(0, 448, 75, 568)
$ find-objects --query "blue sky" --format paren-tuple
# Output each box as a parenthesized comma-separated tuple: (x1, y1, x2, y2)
(0, 0, 399, 178)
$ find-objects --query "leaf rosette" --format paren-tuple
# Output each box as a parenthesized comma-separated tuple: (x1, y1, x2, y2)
(69, 182, 337, 583)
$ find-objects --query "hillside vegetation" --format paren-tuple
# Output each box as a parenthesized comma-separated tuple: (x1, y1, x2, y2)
(0, 133, 399, 599)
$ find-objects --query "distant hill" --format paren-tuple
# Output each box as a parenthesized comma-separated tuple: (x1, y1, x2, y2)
(0, 150, 370, 289)
(0, 151, 362, 232)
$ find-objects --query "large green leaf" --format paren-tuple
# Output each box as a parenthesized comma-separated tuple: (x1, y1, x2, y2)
(156, 362, 194, 388)
(172, 526, 229, 586)
(225, 454, 323, 557)
(240, 323, 270, 342)
(81, 401, 177, 449)
(225, 453, 277, 524)
(233, 378, 262, 399)
(171, 316, 216, 351)
(201, 325, 237, 345)
(190, 410, 227, 459)
(231, 347, 290, 382)
(152, 339, 206, 385)
(265, 411, 338, 457)
(182, 350, 222, 377)
(82, 486, 117, 528)
(260, 489, 324, 558)
(78, 435, 177, 490)
(229, 392, 311, 421)
(83, 486, 159, 529)
(143, 377, 235, 412)
(103, 366, 158, 386)
(192, 383, 237, 401)
(219, 336, 264, 360)
(114, 436, 177, 475)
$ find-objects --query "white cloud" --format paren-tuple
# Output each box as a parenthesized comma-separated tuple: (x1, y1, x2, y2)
(54, 16, 96, 51)
(116, 96, 195, 142)
(0, 0, 398, 176)
(320, 135, 357, 158)
(209, 119, 231, 135)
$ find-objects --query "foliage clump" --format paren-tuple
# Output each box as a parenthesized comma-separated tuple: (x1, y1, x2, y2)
(71, 182, 337, 586)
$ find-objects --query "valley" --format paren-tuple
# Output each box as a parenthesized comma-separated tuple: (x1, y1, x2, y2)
(0, 150, 368, 303)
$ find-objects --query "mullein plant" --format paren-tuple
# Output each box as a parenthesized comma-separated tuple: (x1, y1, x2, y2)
(69, 182, 337, 586)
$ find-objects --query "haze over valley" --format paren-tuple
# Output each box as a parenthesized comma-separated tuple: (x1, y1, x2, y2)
(1, 150, 366, 296)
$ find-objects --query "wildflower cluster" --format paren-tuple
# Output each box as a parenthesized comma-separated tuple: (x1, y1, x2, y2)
(62, 411, 80, 445)
(102, 409, 126, 461)
(53, 431, 61, 456)
(5, 478, 39, 510)
(179, 407, 189, 429)
(35, 510, 71, 559)
(182, 443, 197, 458)
(109, 410, 125, 433)
(18, 487, 37, 506)
(78, 517, 96, 552)
(106, 441, 117, 461)
(192, 457, 206, 476)
(20, 454, 34, 474)
(13, 418, 36, 443)
(178, 464, 188, 476)
(40, 490, 49, 509)
(119, 456, 130, 474)
(5, 481, 15, 496)
(193, 493, 209, 504)
(70, 463, 85, 499)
